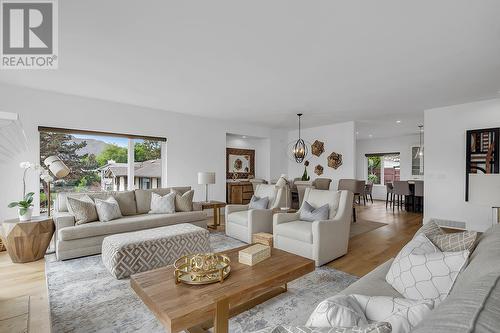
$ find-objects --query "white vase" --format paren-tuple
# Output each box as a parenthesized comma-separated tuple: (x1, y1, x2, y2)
(18, 207, 33, 221)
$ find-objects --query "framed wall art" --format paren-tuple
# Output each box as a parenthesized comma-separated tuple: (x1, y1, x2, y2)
(226, 148, 255, 179)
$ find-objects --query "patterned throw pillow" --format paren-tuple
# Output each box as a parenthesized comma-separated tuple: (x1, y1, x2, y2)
(417, 220, 477, 252)
(386, 233, 469, 305)
(95, 197, 123, 222)
(66, 195, 98, 225)
(149, 192, 176, 214)
(351, 295, 433, 333)
(306, 294, 368, 328)
(300, 201, 330, 222)
(254, 322, 392, 333)
(172, 189, 194, 212)
(249, 195, 269, 209)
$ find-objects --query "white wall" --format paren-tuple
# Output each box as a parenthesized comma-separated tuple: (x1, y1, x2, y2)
(0, 83, 287, 219)
(356, 134, 422, 200)
(424, 98, 500, 231)
(287, 121, 356, 190)
(226, 135, 270, 181)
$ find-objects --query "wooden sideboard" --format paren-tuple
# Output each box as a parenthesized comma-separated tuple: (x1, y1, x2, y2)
(226, 182, 254, 204)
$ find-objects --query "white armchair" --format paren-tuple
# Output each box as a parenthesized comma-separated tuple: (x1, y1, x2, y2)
(273, 188, 354, 266)
(225, 184, 290, 243)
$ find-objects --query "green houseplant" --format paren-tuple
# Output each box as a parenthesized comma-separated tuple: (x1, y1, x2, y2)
(9, 192, 35, 221)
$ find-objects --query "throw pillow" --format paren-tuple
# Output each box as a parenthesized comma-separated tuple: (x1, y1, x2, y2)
(112, 191, 137, 216)
(300, 201, 330, 222)
(66, 195, 98, 225)
(249, 195, 269, 209)
(255, 322, 392, 333)
(386, 233, 469, 305)
(306, 294, 368, 328)
(149, 192, 176, 214)
(351, 295, 434, 333)
(417, 220, 478, 252)
(95, 197, 123, 222)
(172, 189, 194, 212)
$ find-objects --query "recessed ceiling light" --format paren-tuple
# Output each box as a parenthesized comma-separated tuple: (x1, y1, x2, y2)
(368, 134, 373, 138)
(356, 131, 359, 135)
(242, 135, 247, 139)
(396, 120, 401, 124)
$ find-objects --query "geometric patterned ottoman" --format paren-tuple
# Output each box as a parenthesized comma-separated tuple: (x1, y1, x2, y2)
(102, 223, 210, 279)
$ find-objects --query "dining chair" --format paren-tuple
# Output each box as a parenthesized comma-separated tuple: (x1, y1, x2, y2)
(312, 178, 332, 190)
(338, 179, 363, 222)
(393, 181, 411, 211)
(413, 180, 424, 212)
(385, 182, 394, 209)
(364, 183, 374, 204)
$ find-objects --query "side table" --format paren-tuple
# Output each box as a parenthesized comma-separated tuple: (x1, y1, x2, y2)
(198, 201, 227, 229)
(0, 216, 54, 263)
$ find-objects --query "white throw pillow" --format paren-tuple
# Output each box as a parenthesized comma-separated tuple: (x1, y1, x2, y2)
(95, 197, 123, 222)
(306, 294, 368, 328)
(149, 192, 176, 214)
(351, 295, 433, 333)
(386, 233, 469, 305)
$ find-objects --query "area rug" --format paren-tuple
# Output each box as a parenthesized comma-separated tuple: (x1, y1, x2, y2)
(350, 220, 387, 238)
(46, 232, 358, 333)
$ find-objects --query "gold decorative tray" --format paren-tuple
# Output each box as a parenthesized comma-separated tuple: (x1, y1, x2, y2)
(174, 253, 231, 285)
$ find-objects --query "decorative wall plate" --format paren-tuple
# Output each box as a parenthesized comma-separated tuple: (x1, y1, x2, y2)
(314, 164, 324, 176)
(327, 152, 343, 169)
(311, 140, 325, 157)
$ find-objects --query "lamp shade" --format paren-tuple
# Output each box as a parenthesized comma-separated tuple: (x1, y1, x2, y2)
(198, 172, 216, 185)
(44, 156, 70, 179)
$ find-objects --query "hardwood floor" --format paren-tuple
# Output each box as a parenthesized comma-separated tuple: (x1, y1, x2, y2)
(0, 200, 421, 332)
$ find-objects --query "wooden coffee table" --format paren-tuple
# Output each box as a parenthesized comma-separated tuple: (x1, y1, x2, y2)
(131, 246, 314, 333)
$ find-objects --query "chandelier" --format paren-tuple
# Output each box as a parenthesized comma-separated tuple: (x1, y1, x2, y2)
(293, 113, 308, 163)
(415, 125, 424, 158)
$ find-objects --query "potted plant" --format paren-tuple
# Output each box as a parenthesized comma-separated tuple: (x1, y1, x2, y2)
(9, 192, 35, 221)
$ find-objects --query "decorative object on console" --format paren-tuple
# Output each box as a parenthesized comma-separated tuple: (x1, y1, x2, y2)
(311, 140, 325, 157)
(292, 113, 308, 163)
(174, 252, 231, 285)
(465, 127, 500, 201)
(275, 174, 290, 210)
(301, 160, 311, 181)
(327, 152, 343, 169)
(239, 243, 271, 266)
(43, 155, 70, 216)
(468, 173, 500, 226)
(314, 164, 324, 176)
(198, 171, 215, 202)
(227, 148, 255, 179)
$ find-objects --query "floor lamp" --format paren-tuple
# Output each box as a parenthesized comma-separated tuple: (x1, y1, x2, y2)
(43, 156, 70, 216)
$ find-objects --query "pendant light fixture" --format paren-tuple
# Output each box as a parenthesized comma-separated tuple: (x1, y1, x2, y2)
(293, 113, 308, 163)
(415, 125, 424, 158)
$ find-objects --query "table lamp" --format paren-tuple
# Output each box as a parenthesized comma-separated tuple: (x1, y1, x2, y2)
(44, 156, 70, 215)
(198, 172, 216, 203)
(275, 174, 290, 210)
(469, 174, 500, 225)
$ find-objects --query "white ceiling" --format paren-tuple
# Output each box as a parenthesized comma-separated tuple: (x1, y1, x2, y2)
(1, 0, 500, 132)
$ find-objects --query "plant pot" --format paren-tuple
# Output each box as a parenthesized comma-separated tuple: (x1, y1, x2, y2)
(18, 207, 33, 222)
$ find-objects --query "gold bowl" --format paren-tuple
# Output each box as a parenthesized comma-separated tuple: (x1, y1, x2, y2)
(174, 253, 231, 285)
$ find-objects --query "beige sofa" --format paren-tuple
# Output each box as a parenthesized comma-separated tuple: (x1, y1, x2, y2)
(339, 222, 500, 332)
(53, 187, 207, 260)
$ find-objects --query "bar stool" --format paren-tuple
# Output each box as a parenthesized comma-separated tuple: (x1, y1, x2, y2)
(386, 182, 394, 209)
(355, 180, 366, 205)
(393, 181, 411, 211)
(413, 180, 424, 212)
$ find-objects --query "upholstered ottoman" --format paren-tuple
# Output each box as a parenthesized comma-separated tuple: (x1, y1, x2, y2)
(102, 223, 210, 279)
